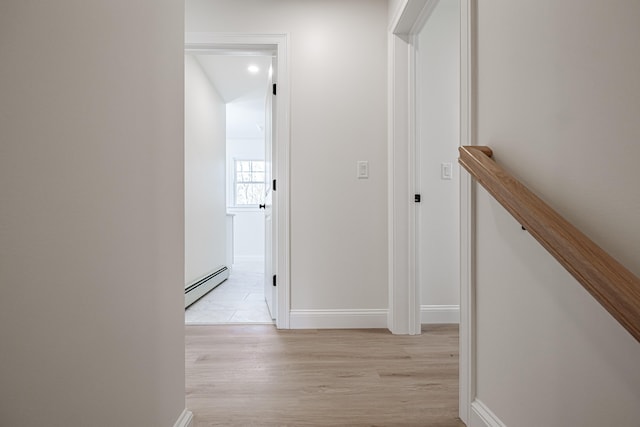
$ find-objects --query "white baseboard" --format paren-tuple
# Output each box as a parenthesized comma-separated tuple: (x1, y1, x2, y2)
(470, 399, 507, 427)
(420, 305, 460, 324)
(289, 309, 388, 329)
(173, 409, 193, 427)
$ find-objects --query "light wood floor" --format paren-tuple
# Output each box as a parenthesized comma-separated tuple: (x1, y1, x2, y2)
(186, 324, 464, 426)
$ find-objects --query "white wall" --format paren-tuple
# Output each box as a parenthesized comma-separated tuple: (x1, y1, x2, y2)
(227, 98, 266, 140)
(474, 1, 640, 425)
(185, 55, 227, 284)
(0, 1, 185, 426)
(227, 137, 265, 262)
(187, 0, 389, 311)
(417, 0, 460, 308)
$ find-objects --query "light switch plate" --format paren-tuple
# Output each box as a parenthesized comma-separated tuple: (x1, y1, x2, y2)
(441, 162, 453, 180)
(357, 160, 369, 179)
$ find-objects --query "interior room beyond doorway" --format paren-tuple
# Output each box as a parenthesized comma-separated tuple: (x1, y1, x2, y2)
(184, 52, 273, 324)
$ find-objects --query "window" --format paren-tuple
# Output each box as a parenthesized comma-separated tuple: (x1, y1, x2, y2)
(234, 159, 265, 206)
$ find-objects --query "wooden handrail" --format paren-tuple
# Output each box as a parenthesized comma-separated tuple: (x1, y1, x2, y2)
(459, 146, 640, 343)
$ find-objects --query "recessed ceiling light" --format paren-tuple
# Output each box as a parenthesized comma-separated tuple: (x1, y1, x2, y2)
(248, 65, 260, 74)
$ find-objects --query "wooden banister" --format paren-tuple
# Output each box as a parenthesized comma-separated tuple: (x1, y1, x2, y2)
(459, 146, 640, 343)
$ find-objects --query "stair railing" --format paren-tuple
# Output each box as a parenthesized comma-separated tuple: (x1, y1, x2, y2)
(459, 146, 640, 342)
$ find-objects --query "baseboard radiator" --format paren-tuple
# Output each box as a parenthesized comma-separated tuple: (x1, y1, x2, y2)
(184, 266, 229, 308)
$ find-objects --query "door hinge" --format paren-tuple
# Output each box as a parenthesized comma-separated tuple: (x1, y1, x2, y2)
(273, 179, 276, 191)
(414, 194, 421, 203)
(272, 83, 277, 95)
(273, 275, 277, 287)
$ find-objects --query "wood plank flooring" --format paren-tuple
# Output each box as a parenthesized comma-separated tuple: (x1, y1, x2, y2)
(186, 324, 464, 426)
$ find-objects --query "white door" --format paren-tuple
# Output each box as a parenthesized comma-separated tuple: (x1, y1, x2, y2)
(263, 58, 277, 320)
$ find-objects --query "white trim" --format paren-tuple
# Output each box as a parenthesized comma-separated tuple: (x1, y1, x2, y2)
(185, 33, 291, 329)
(390, 0, 476, 423)
(290, 309, 388, 329)
(173, 409, 194, 427)
(394, 0, 431, 34)
(470, 400, 507, 427)
(387, 31, 396, 333)
(226, 206, 263, 214)
(274, 34, 292, 330)
(409, 0, 441, 34)
(459, 0, 476, 423)
(407, 29, 420, 336)
(388, 0, 448, 337)
(185, 33, 281, 52)
(420, 305, 460, 324)
(387, 30, 412, 335)
(389, 0, 410, 32)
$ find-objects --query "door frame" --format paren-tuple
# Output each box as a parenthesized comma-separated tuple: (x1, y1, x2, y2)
(388, 0, 475, 423)
(185, 33, 291, 329)
(388, 0, 449, 335)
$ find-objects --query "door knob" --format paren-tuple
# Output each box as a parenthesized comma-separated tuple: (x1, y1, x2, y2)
(259, 204, 266, 209)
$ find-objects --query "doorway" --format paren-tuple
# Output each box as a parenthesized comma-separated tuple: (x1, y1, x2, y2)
(415, 0, 461, 325)
(389, 0, 473, 423)
(184, 52, 273, 324)
(184, 33, 291, 329)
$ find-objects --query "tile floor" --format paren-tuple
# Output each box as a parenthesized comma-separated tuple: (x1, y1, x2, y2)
(185, 260, 274, 324)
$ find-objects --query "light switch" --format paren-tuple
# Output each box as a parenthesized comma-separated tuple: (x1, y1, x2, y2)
(441, 162, 453, 180)
(357, 160, 369, 179)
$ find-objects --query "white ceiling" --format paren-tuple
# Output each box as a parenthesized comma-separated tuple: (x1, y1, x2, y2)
(194, 55, 272, 103)
(194, 55, 272, 139)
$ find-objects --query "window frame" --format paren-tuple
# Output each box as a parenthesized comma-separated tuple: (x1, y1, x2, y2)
(232, 158, 266, 208)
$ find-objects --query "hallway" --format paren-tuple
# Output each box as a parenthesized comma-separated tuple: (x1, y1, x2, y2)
(185, 324, 462, 426)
